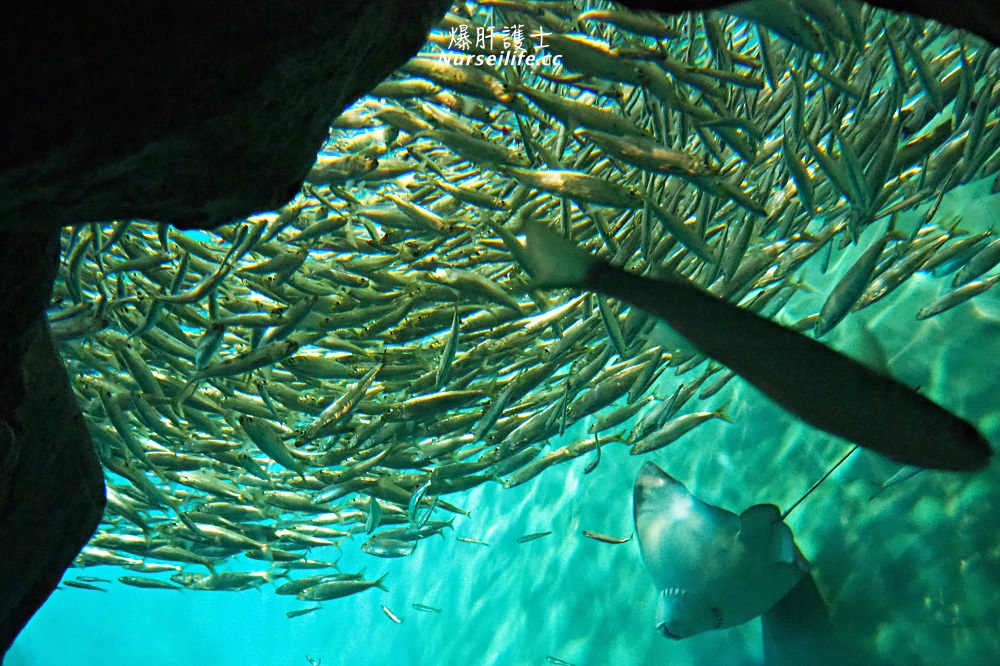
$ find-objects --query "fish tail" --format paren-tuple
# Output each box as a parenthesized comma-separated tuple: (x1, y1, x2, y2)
(503, 67, 524, 94)
(523, 222, 596, 289)
(374, 572, 389, 591)
(713, 400, 733, 423)
(174, 379, 198, 416)
(264, 564, 289, 584)
(294, 460, 309, 479)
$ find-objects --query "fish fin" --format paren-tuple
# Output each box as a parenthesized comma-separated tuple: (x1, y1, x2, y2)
(374, 572, 389, 591)
(523, 222, 596, 289)
(869, 465, 923, 500)
(739, 504, 797, 565)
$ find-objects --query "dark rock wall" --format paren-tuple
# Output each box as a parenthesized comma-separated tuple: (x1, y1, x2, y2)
(0, 318, 106, 653)
(0, 233, 61, 420)
(0, 0, 453, 231)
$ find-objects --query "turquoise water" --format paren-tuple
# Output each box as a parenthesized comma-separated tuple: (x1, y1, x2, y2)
(8, 2, 1000, 664)
(11, 179, 1000, 664)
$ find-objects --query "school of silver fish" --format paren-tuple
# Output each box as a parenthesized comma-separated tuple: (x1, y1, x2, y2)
(48, 0, 1000, 607)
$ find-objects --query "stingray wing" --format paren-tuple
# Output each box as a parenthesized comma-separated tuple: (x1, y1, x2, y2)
(738, 504, 807, 569)
(634, 461, 739, 591)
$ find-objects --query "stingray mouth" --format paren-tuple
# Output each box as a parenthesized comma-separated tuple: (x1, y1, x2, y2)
(657, 623, 683, 641)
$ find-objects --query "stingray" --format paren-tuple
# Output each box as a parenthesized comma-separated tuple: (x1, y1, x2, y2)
(634, 461, 844, 664)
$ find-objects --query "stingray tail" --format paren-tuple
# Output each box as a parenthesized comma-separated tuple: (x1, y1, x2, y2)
(523, 222, 597, 289)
